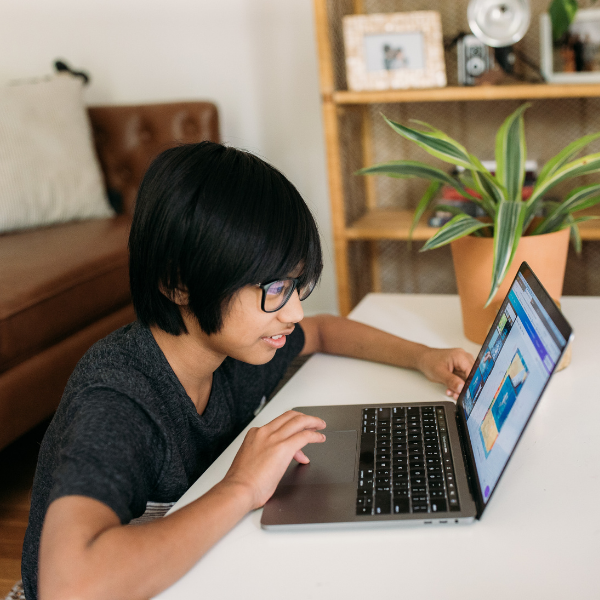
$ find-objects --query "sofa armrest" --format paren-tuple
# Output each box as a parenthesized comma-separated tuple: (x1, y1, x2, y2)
(88, 102, 220, 216)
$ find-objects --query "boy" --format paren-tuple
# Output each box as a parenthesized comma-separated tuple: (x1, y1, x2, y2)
(22, 142, 473, 600)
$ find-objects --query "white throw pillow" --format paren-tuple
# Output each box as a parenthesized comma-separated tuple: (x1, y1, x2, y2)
(0, 75, 114, 233)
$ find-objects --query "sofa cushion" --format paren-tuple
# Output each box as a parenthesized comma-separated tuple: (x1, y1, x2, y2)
(0, 216, 132, 372)
(0, 75, 114, 233)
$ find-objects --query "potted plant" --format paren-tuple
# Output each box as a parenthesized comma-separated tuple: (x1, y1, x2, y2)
(358, 104, 600, 343)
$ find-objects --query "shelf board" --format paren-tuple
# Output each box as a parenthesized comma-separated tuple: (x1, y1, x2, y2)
(332, 83, 600, 105)
(346, 209, 436, 241)
(346, 208, 600, 241)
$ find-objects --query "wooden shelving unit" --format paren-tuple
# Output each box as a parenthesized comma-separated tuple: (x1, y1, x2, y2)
(333, 82, 600, 104)
(313, 0, 600, 315)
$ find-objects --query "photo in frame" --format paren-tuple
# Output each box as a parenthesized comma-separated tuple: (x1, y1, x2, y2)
(343, 11, 447, 92)
(540, 9, 600, 83)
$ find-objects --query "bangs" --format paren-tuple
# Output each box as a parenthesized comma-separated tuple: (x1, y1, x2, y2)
(224, 153, 323, 294)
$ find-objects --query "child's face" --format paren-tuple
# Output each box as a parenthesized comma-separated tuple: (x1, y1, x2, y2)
(202, 283, 304, 365)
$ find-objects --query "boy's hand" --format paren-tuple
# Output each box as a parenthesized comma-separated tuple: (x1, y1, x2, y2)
(223, 411, 326, 510)
(416, 347, 475, 400)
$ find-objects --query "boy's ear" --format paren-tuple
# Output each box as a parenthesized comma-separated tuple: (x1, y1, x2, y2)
(159, 283, 189, 306)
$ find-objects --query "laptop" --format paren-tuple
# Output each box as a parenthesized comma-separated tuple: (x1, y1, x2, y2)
(261, 262, 573, 528)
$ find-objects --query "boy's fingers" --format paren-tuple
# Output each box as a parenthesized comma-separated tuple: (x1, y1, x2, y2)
(453, 350, 475, 377)
(293, 449, 310, 464)
(286, 430, 326, 459)
(269, 413, 326, 441)
(445, 374, 465, 396)
(261, 411, 325, 435)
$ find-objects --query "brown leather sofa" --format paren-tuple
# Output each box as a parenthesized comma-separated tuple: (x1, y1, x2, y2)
(0, 101, 219, 450)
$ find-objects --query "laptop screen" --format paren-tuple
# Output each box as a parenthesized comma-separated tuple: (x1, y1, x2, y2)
(460, 266, 570, 507)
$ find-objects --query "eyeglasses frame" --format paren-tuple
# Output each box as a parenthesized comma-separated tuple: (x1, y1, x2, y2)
(258, 277, 315, 313)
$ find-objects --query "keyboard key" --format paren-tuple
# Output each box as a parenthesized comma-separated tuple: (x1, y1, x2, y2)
(410, 477, 426, 486)
(392, 449, 408, 459)
(357, 506, 372, 515)
(376, 486, 391, 493)
(411, 485, 426, 494)
(377, 408, 391, 420)
(376, 477, 390, 485)
(356, 496, 373, 507)
(358, 478, 374, 489)
(430, 490, 445, 498)
(376, 468, 390, 477)
(377, 440, 390, 448)
(412, 504, 428, 513)
(393, 481, 409, 490)
(376, 460, 390, 469)
(393, 499, 410, 513)
(374, 494, 391, 514)
(449, 498, 460, 511)
(431, 499, 447, 513)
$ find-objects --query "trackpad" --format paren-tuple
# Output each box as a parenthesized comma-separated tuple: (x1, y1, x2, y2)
(279, 430, 358, 486)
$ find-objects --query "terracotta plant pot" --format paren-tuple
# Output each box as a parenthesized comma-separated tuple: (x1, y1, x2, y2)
(450, 227, 570, 344)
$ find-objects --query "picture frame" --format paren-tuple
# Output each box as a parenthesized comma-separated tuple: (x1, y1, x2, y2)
(540, 9, 600, 83)
(342, 11, 447, 92)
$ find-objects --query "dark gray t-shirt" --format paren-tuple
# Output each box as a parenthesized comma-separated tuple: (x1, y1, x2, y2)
(21, 321, 305, 600)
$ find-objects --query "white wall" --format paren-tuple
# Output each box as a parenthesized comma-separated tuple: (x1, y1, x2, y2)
(0, 0, 338, 315)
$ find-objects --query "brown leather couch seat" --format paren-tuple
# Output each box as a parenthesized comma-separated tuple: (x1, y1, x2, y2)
(0, 217, 131, 373)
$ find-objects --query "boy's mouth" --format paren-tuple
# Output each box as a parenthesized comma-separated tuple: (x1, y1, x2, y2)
(261, 334, 287, 349)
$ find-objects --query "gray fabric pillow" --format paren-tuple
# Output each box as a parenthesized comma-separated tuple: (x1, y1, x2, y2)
(0, 75, 114, 233)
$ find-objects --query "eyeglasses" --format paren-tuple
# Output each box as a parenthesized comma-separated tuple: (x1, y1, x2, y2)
(258, 277, 316, 313)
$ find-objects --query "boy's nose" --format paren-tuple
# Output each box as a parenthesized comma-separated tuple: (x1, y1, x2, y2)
(278, 290, 304, 324)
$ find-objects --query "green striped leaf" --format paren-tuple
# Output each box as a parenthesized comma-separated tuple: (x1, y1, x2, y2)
(537, 132, 600, 184)
(495, 104, 529, 202)
(487, 202, 528, 307)
(410, 180, 442, 242)
(470, 169, 505, 215)
(568, 215, 600, 253)
(420, 214, 491, 251)
(527, 152, 600, 223)
(382, 115, 483, 172)
(533, 183, 600, 234)
(357, 160, 460, 187)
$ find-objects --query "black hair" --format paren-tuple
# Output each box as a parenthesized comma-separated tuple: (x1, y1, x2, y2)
(128, 141, 323, 335)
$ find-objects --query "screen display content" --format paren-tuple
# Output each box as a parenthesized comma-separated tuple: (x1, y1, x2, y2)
(462, 272, 567, 504)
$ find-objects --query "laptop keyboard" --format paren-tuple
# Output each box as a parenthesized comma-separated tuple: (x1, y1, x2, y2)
(356, 406, 460, 516)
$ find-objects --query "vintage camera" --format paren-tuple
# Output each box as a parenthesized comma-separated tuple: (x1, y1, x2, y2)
(457, 34, 494, 85)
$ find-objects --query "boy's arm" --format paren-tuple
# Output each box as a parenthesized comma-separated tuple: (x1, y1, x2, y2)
(39, 411, 326, 600)
(299, 315, 474, 399)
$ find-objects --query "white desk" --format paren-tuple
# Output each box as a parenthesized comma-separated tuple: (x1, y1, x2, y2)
(156, 294, 599, 600)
